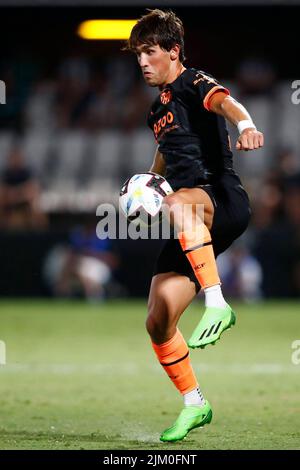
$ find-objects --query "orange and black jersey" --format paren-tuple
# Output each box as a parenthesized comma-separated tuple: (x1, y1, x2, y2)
(147, 68, 234, 190)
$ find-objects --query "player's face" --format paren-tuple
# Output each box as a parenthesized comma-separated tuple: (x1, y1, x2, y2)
(136, 44, 173, 88)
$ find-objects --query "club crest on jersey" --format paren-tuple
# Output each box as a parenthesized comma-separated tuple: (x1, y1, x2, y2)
(160, 89, 172, 105)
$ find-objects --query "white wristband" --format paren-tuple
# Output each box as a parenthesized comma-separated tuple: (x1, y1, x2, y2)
(237, 120, 256, 135)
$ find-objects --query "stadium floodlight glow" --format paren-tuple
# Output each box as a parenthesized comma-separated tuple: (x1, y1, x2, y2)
(77, 20, 137, 40)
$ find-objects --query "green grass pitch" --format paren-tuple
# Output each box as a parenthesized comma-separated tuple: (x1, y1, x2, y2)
(0, 299, 299, 450)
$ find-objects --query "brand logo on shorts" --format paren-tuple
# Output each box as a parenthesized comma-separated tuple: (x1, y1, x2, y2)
(160, 89, 172, 104)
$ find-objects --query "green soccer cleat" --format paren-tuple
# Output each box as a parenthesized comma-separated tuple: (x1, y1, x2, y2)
(188, 304, 236, 349)
(160, 401, 212, 443)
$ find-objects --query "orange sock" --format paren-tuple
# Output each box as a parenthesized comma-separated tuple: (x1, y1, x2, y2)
(178, 224, 220, 289)
(151, 328, 198, 395)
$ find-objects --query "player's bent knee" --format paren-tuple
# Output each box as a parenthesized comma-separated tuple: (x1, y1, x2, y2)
(145, 314, 176, 344)
(146, 298, 167, 335)
(146, 300, 176, 342)
(145, 314, 167, 340)
(163, 193, 185, 214)
(145, 315, 158, 337)
(163, 193, 185, 225)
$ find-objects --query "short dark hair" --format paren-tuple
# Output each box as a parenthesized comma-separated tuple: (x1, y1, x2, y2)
(125, 9, 185, 63)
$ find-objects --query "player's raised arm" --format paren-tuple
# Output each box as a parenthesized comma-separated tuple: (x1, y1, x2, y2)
(149, 147, 166, 175)
(209, 92, 264, 151)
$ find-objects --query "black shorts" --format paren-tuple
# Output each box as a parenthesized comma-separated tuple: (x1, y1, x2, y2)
(153, 171, 251, 290)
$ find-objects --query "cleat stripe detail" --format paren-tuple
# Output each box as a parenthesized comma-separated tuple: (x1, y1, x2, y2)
(199, 329, 207, 340)
(160, 351, 189, 367)
(213, 321, 222, 334)
(206, 324, 215, 337)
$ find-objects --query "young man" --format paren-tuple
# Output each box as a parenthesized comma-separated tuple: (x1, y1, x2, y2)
(125, 9, 264, 442)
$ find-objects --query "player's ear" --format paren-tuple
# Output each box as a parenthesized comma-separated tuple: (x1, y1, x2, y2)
(170, 45, 180, 61)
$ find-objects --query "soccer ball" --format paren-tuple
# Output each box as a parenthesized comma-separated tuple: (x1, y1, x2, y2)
(119, 172, 173, 226)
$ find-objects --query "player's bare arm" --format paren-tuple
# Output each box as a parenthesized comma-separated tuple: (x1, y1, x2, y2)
(209, 92, 264, 151)
(149, 147, 166, 175)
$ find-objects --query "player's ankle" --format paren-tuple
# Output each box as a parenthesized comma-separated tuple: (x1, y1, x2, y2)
(204, 284, 227, 308)
(183, 386, 205, 407)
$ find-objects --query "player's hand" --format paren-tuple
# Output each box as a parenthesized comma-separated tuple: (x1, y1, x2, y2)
(236, 128, 264, 151)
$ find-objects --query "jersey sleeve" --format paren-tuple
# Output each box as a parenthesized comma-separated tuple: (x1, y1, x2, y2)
(186, 70, 230, 111)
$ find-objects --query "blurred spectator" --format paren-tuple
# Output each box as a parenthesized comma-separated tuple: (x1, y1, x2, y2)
(283, 173, 300, 226)
(44, 220, 119, 301)
(217, 243, 263, 302)
(24, 79, 57, 131)
(55, 57, 95, 129)
(0, 60, 36, 130)
(283, 175, 300, 294)
(250, 173, 283, 230)
(253, 172, 300, 297)
(122, 79, 153, 132)
(53, 56, 148, 132)
(236, 57, 276, 95)
(104, 56, 137, 99)
(81, 71, 122, 130)
(276, 147, 300, 178)
(0, 146, 47, 230)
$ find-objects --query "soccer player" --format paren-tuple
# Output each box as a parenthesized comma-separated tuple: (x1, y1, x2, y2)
(125, 9, 264, 442)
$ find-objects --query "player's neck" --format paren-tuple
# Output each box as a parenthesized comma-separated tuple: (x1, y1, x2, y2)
(159, 63, 186, 90)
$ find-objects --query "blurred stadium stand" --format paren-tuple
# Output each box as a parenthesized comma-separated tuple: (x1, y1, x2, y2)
(1, 76, 299, 210)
